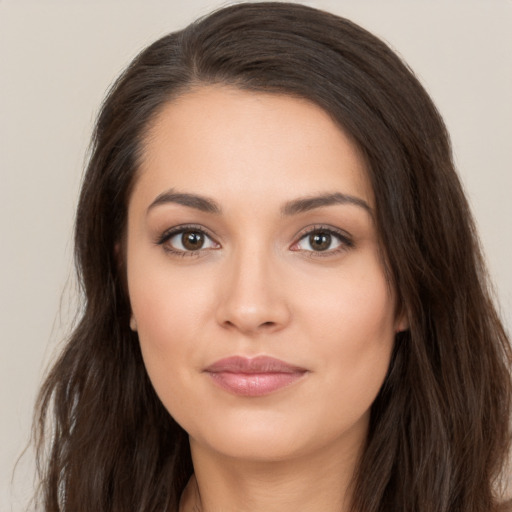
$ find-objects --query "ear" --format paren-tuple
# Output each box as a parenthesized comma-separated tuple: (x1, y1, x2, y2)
(114, 242, 122, 264)
(130, 315, 138, 332)
(395, 309, 409, 334)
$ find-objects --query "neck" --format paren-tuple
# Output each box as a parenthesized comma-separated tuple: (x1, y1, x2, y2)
(180, 436, 363, 512)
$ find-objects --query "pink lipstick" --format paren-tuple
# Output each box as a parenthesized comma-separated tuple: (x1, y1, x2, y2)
(204, 356, 307, 397)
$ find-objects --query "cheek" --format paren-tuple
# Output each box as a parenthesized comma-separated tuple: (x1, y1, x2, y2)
(297, 258, 396, 397)
(127, 255, 219, 407)
(299, 254, 396, 341)
(128, 250, 214, 342)
(129, 295, 193, 424)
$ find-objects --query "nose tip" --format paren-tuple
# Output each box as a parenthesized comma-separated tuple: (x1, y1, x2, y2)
(215, 259, 291, 336)
(218, 300, 291, 335)
(221, 314, 284, 335)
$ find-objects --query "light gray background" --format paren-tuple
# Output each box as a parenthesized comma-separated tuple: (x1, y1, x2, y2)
(1, 1, 511, 510)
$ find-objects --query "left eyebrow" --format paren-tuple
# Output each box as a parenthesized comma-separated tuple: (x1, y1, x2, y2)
(281, 192, 372, 216)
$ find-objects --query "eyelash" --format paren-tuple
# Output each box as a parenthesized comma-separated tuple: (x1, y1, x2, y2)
(156, 224, 218, 258)
(291, 225, 354, 257)
(155, 224, 354, 257)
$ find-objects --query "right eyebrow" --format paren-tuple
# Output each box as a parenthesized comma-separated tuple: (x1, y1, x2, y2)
(146, 190, 222, 215)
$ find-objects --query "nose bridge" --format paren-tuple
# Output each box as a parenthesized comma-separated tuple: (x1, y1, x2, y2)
(216, 237, 290, 334)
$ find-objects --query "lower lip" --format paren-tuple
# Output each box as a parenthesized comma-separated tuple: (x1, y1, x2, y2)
(206, 371, 306, 397)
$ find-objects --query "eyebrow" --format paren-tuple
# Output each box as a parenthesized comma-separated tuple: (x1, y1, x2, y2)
(147, 190, 221, 215)
(146, 189, 372, 216)
(281, 192, 372, 216)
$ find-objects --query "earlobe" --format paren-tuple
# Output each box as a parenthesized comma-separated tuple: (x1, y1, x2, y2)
(130, 315, 138, 332)
(395, 312, 409, 334)
(114, 242, 122, 264)
(394, 300, 409, 333)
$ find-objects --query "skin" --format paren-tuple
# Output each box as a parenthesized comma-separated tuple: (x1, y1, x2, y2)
(126, 86, 407, 512)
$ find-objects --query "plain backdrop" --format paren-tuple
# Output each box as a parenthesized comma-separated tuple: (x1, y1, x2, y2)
(1, 1, 511, 510)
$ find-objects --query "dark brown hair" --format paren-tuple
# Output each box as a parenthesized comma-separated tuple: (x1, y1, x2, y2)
(34, 3, 511, 511)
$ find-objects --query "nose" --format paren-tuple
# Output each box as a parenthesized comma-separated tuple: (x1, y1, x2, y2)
(215, 245, 292, 336)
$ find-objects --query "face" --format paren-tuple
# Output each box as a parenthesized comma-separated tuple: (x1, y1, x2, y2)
(126, 86, 406, 464)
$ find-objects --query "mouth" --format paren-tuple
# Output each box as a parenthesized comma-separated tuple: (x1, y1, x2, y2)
(203, 356, 308, 397)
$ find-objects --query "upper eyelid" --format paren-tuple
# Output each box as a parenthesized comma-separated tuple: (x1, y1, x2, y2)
(291, 225, 354, 254)
(294, 224, 352, 241)
(156, 224, 218, 245)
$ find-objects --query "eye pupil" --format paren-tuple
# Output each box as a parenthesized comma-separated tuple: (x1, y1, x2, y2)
(182, 231, 204, 250)
(310, 232, 331, 251)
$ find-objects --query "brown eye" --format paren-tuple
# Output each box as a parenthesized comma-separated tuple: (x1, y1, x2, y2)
(291, 227, 352, 254)
(182, 231, 205, 250)
(309, 232, 331, 251)
(159, 227, 219, 254)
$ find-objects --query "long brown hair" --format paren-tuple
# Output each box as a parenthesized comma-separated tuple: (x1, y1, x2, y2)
(34, 3, 511, 511)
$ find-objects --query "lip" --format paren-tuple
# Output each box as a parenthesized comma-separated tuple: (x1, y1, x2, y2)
(204, 356, 308, 397)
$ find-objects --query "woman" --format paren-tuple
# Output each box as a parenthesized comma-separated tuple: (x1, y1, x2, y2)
(34, 2, 511, 511)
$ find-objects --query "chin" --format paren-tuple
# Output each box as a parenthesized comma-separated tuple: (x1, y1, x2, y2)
(192, 432, 311, 463)
(185, 407, 369, 465)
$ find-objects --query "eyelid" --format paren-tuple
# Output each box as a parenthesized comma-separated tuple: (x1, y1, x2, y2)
(290, 224, 354, 253)
(155, 224, 220, 255)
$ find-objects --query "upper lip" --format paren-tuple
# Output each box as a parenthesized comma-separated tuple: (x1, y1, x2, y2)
(204, 356, 307, 374)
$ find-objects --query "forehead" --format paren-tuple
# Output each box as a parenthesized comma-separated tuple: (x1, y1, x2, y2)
(134, 85, 373, 210)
